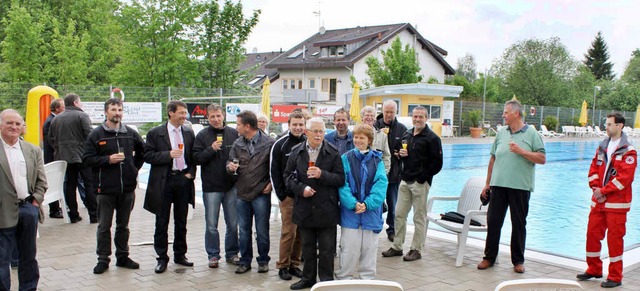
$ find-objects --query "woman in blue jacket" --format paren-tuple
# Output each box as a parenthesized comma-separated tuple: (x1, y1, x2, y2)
(335, 124, 388, 280)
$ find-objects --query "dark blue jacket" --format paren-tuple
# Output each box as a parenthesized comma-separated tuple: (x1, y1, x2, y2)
(324, 130, 354, 155)
(338, 148, 388, 233)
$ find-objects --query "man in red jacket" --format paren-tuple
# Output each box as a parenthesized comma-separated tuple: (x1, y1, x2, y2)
(577, 113, 637, 288)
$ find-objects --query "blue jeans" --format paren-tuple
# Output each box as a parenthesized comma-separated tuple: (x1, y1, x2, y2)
(203, 188, 239, 260)
(0, 203, 40, 291)
(385, 182, 399, 236)
(237, 194, 271, 266)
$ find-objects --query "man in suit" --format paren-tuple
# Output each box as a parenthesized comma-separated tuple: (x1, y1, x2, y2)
(43, 98, 65, 219)
(0, 109, 48, 291)
(144, 100, 196, 274)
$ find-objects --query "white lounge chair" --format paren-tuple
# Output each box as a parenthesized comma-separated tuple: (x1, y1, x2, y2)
(593, 126, 607, 137)
(575, 127, 587, 137)
(426, 176, 488, 266)
(562, 125, 577, 137)
(311, 280, 403, 291)
(42, 161, 70, 223)
(495, 278, 582, 290)
(539, 125, 565, 138)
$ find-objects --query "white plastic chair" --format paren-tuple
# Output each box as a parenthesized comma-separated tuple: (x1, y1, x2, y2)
(191, 124, 205, 136)
(42, 161, 70, 223)
(271, 192, 280, 221)
(310, 280, 403, 291)
(495, 279, 583, 290)
(539, 125, 565, 138)
(426, 176, 487, 266)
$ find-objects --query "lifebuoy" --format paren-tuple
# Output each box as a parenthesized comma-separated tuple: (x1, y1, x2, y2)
(529, 106, 536, 116)
(110, 88, 125, 101)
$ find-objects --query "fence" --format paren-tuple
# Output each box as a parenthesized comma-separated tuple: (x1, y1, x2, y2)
(453, 100, 637, 136)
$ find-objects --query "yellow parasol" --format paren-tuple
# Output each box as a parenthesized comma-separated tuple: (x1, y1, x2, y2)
(579, 100, 588, 126)
(634, 104, 640, 128)
(260, 78, 271, 122)
(349, 82, 361, 122)
(511, 95, 518, 101)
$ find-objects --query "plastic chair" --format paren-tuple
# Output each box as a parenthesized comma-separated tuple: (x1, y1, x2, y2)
(426, 176, 487, 266)
(495, 278, 582, 290)
(191, 124, 205, 136)
(310, 280, 403, 291)
(42, 161, 70, 223)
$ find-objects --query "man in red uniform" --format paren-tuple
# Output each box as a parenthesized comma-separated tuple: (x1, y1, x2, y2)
(577, 113, 637, 288)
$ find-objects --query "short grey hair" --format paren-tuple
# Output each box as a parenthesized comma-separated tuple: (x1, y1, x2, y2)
(382, 99, 397, 110)
(257, 112, 269, 123)
(306, 117, 326, 130)
(360, 105, 375, 116)
(0, 109, 22, 125)
(505, 100, 523, 118)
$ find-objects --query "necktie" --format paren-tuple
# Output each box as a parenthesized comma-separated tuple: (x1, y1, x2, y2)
(174, 128, 185, 170)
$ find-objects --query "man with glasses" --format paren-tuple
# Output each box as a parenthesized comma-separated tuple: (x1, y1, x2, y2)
(577, 113, 636, 288)
(477, 100, 546, 274)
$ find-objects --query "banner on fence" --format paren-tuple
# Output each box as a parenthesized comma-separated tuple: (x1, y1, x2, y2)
(225, 103, 260, 122)
(315, 105, 344, 117)
(272, 105, 307, 123)
(84, 102, 162, 123)
(186, 103, 210, 125)
(442, 101, 454, 125)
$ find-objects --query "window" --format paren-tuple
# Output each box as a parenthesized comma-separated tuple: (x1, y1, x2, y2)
(321, 46, 346, 58)
(329, 46, 337, 56)
(282, 79, 303, 89)
(321, 78, 329, 92)
(248, 75, 263, 86)
(290, 80, 296, 89)
(287, 48, 304, 59)
(337, 46, 345, 56)
(309, 79, 315, 89)
(408, 104, 441, 119)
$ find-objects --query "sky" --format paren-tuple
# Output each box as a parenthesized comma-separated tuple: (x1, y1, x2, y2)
(241, 0, 640, 77)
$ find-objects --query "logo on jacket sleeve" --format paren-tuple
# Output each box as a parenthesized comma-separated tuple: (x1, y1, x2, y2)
(99, 141, 107, 145)
(625, 156, 635, 165)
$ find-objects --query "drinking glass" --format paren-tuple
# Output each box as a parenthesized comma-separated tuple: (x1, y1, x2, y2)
(232, 158, 239, 175)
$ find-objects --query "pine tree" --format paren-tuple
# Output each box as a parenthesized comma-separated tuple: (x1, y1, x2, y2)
(584, 31, 615, 80)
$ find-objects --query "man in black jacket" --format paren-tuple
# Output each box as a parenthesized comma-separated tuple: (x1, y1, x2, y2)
(143, 100, 197, 273)
(83, 98, 145, 274)
(43, 98, 65, 218)
(374, 100, 407, 242)
(270, 111, 306, 281)
(49, 93, 97, 223)
(285, 117, 345, 290)
(193, 104, 240, 268)
(382, 106, 442, 262)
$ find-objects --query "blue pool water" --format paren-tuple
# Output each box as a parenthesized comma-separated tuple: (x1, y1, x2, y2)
(427, 140, 640, 259)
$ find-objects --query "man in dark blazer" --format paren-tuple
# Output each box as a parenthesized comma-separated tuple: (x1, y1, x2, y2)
(42, 98, 65, 218)
(143, 100, 196, 274)
(0, 109, 48, 291)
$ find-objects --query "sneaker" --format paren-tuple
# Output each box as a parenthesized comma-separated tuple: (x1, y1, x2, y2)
(226, 255, 240, 265)
(258, 263, 269, 273)
(235, 265, 251, 274)
(381, 247, 403, 257)
(208, 258, 219, 268)
(93, 262, 109, 274)
(116, 257, 140, 269)
(403, 249, 421, 261)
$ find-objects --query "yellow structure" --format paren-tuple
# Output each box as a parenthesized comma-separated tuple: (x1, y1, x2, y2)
(634, 104, 640, 129)
(349, 82, 361, 122)
(260, 78, 271, 122)
(359, 83, 463, 137)
(25, 85, 59, 147)
(579, 100, 588, 126)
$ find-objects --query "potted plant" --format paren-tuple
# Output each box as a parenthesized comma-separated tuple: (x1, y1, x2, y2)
(463, 109, 483, 138)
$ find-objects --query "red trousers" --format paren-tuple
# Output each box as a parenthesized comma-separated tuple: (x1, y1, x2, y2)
(585, 210, 627, 282)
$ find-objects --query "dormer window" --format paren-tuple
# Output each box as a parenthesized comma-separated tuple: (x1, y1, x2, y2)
(320, 45, 346, 58)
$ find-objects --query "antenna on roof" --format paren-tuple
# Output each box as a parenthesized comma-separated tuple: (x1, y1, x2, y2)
(313, 1, 322, 32)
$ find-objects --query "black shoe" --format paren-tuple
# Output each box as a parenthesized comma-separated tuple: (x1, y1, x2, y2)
(279, 268, 292, 280)
(155, 261, 168, 274)
(70, 216, 83, 223)
(601, 279, 622, 288)
(116, 257, 140, 269)
(49, 210, 63, 219)
(235, 265, 251, 274)
(288, 267, 303, 278)
(93, 262, 109, 274)
(381, 247, 403, 257)
(90, 216, 98, 224)
(576, 272, 602, 281)
(174, 257, 194, 267)
(290, 279, 316, 290)
(258, 263, 269, 273)
(387, 233, 395, 242)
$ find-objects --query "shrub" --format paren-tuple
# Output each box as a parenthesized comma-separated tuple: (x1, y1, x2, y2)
(543, 116, 559, 131)
(463, 109, 482, 128)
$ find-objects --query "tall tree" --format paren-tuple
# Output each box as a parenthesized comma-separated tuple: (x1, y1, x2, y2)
(622, 49, 640, 83)
(584, 31, 615, 80)
(493, 37, 578, 106)
(199, 0, 260, 89)
(365, 37, 423, 86)
(456, 53, 477, 82)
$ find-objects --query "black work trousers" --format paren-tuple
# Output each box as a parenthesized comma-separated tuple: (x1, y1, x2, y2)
(96, 191, 135, 263)
(483, 186, 530, 265)
(299, 226, 336, 282)
(64, 163, 96, 219)
(154, 173, 192, 262)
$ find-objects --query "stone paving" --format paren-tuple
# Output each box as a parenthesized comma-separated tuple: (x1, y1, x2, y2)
(11, 186, 640, 291)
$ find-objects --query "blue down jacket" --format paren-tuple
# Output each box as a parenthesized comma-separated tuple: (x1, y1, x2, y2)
(338, 148, 388, 233)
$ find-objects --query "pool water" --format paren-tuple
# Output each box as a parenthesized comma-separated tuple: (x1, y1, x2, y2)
(427, 140, 640, 259)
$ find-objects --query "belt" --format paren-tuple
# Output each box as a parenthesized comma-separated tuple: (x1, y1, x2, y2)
(18, 197, 33, 205)
(170, 169, 188, 175)
(404, 180, 416, 185)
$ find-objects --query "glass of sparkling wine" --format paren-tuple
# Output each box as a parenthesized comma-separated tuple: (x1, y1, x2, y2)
(232, 158, 239, 175)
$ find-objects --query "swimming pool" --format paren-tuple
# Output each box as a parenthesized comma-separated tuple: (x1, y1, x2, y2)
(427, 140, 640, 259)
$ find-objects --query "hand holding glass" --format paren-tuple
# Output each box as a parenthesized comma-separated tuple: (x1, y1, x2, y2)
(118, 147, 125, 164)
(402, 140, 408, 150)
(232, 158, 239, 175)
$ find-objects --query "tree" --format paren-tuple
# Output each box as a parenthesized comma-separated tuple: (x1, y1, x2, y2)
(198, 0, 260, 89)
(622, 49, 640, 83)
(456, 53, 477, 82)
(493, 37, 579, 106)
(584, 31, 615, 80)
(365, 37, 422, 86)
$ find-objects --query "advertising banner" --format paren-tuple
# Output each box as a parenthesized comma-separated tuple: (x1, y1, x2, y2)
(186, 103, 210, 125)
(272, 105, 307, 123)
(225, 103, 260, 123)
(84, 102, 162, 123)
(315, 105, 344, 117)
